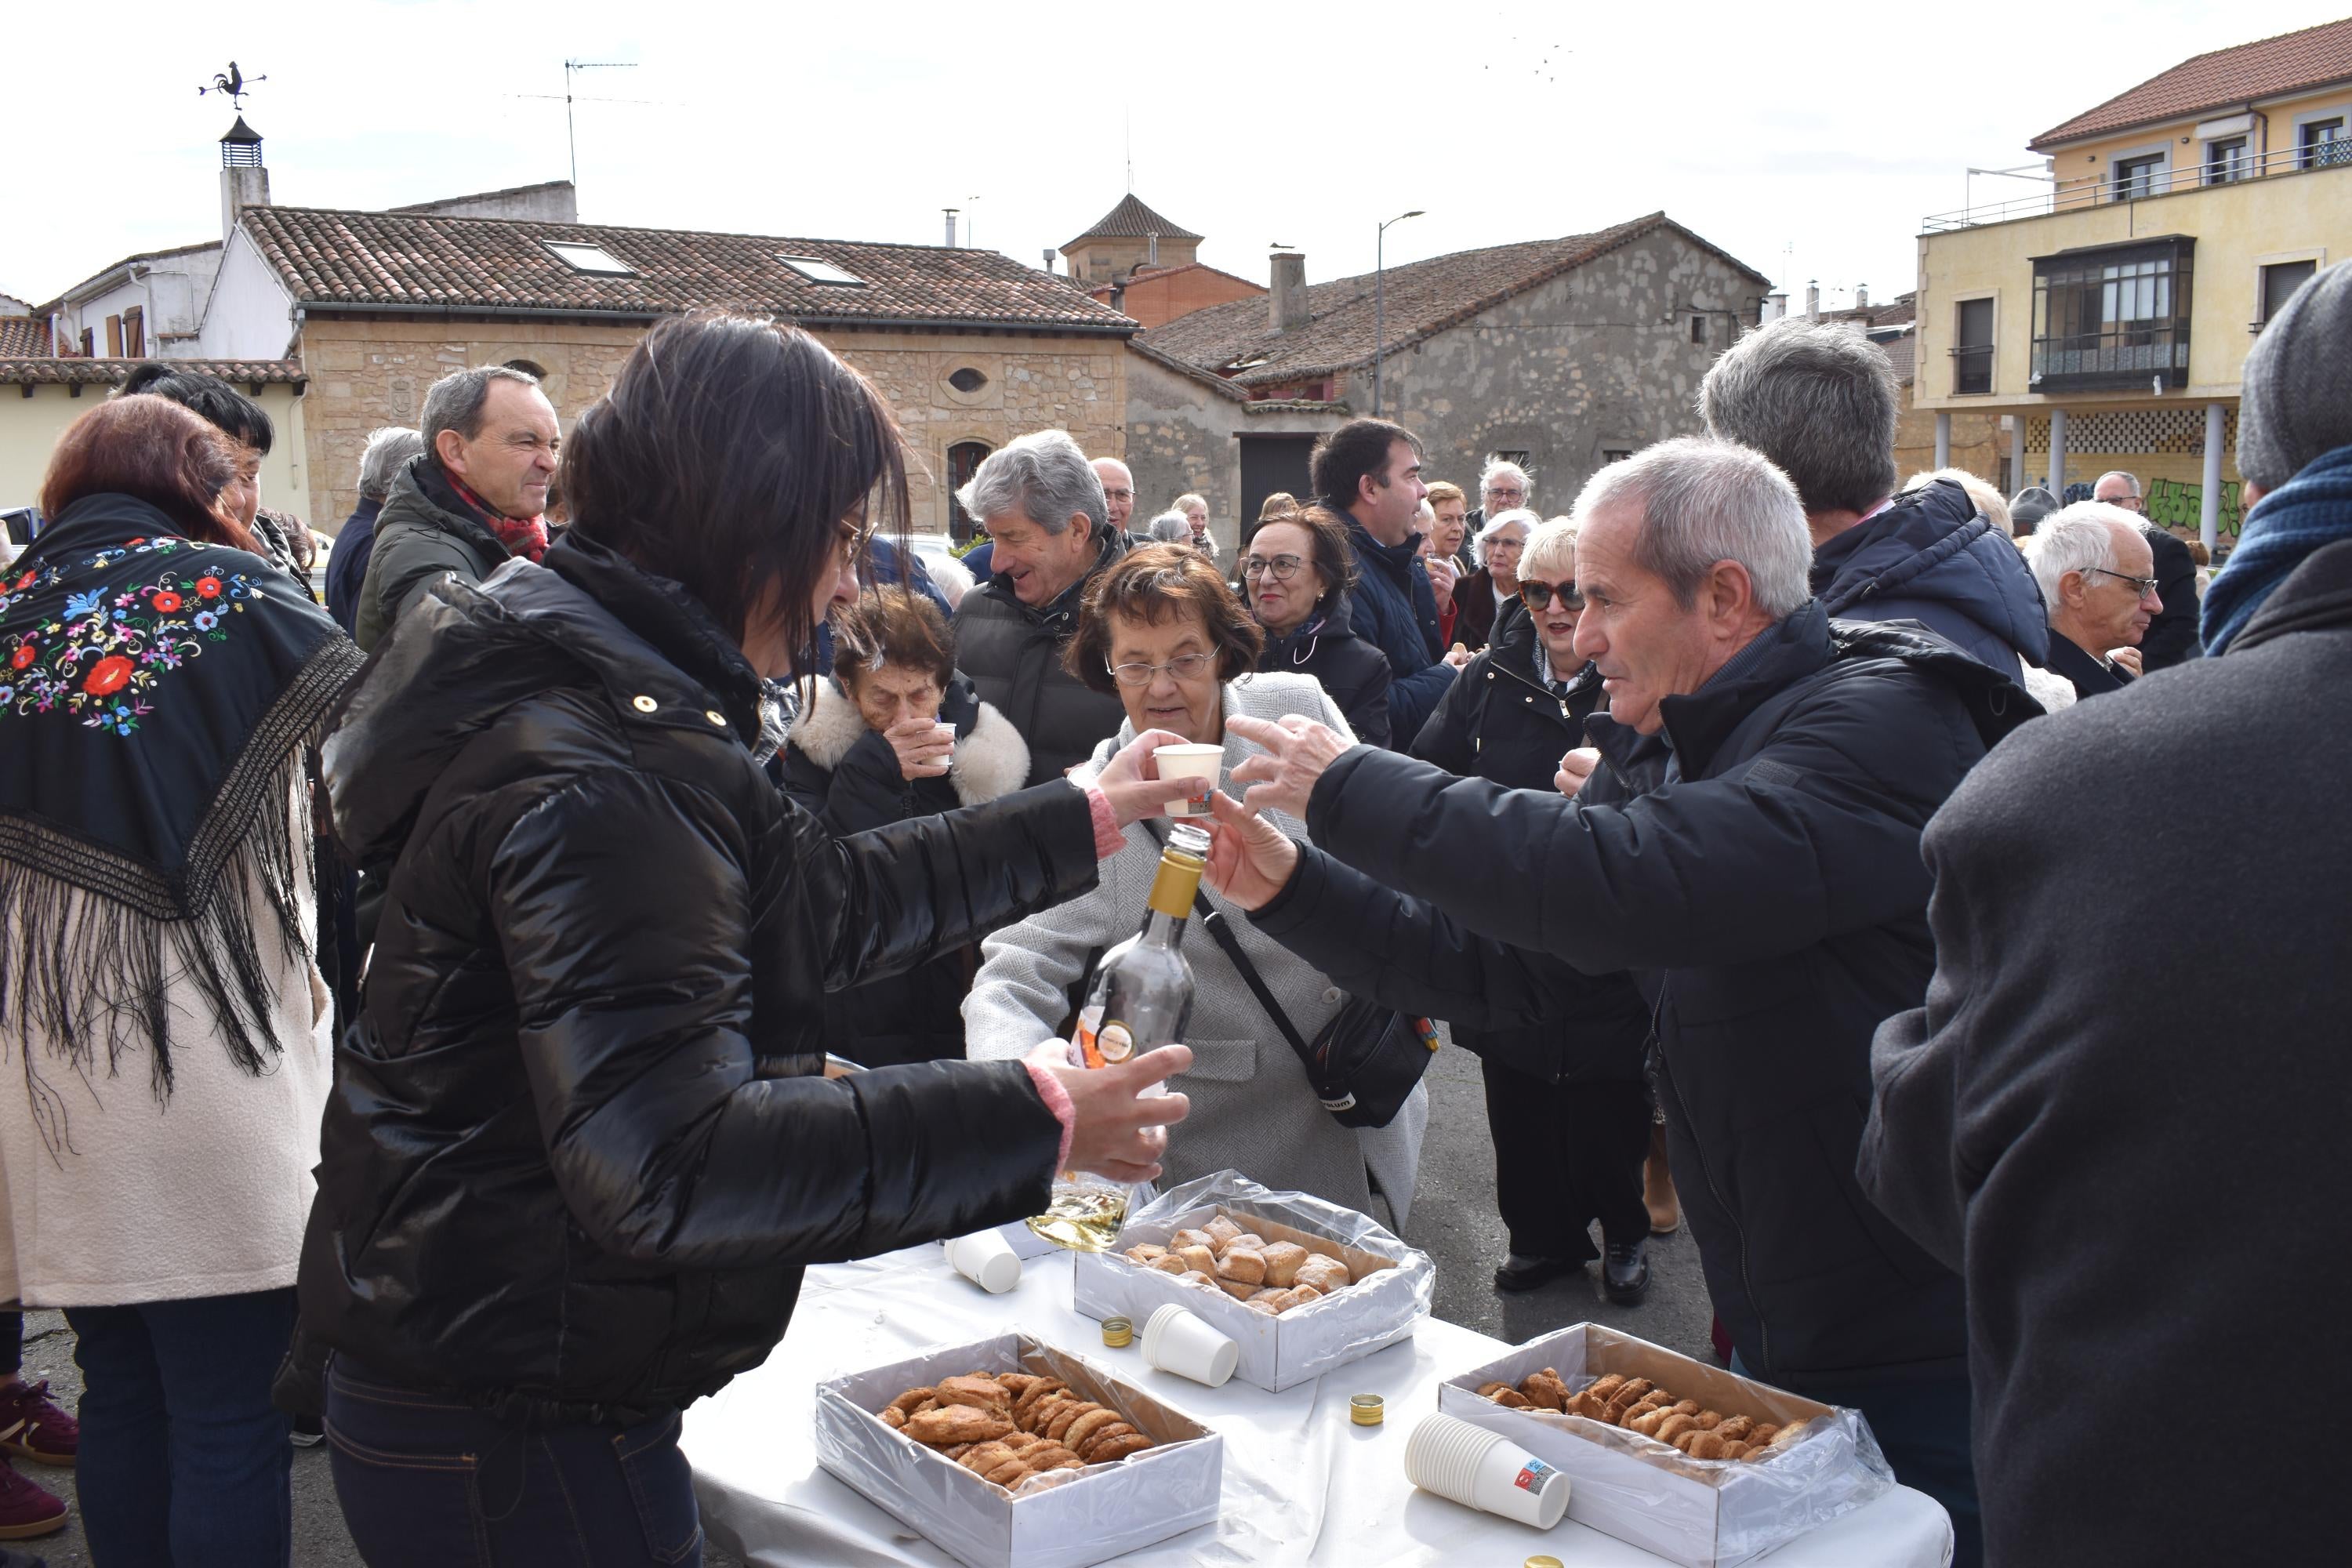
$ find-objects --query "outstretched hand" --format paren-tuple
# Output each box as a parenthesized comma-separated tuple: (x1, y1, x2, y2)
(1202, 791, 1300, 911)
(1029, 1041, 1193, 1184)
(1225, 713, 1352, 822)
(1093, 728, 1192, 829)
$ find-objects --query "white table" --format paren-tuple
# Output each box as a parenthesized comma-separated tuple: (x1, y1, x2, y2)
(684, 1244, 1953, 1567)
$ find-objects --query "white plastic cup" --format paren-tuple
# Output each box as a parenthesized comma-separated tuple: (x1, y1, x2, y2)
(1154, 742, 1224, 818)
(1140, 1302, 1239, 1388)
(943, 1229, 1022, 1294)
(931, 720, 957, 748)
(1403, 1412, 1570, 1530)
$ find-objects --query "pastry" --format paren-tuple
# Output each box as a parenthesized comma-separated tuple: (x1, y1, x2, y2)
(1653, 1413, 1697, 1444)
(1148, 1254, 1189, 1276)
(1202, 1216, 1243, 1250)
(1522, 1370, 1570, 1412)
(1294, 1254, 1352, 1294)
(1585, 1374, 1628, 1405)
(1225, 1232, 1268, 1255)
(884, 1374, 1158, 1487)
(1175, 1269, 1215, 1288)
(958, 1439, 1018, 1475)
(1288, 1283, 1322, 1305)
(1261, 1241, 1308, 1287)
(1062, 1408, 1120, 1454)
(1175, 1244, 1218, 1276)
(1216, 1275, 1258, 1301)
(1627, 1407, 1671, 1436)
(1087, 1431, 1153, 1462)
(906, 1403, 1011, 1445)
(1075, 1420, 1138, 1461)
(1123, 1243, 1168, 1265)
(936, 1375, 1011, 1413)
(1715, 1415, 1755, 1443)
(887, 1387, 937, 1417)
(1683, 1430, 1730, 1461)
(1171, 1228, 1214, 1252)
(1218, 1248, 1268, 1287)
(1477, 1370, 1795, 1464)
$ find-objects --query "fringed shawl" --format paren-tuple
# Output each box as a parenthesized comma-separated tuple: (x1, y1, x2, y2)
(0, 494, 363, 1121)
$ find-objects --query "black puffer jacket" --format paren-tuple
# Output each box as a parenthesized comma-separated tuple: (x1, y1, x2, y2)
(303, 531, 1097, 1424)
(1406, 602, 1649, 1084)
(952, 530, 1131, 785)
(1256, 597, 1393, 750)
(1253, 605, 2038, 1389)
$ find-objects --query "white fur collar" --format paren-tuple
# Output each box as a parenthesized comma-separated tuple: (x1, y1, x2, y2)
(787, 680, 1029, 806)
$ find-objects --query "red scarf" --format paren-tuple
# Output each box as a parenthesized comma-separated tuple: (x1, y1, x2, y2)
(445, 474, 550, 564)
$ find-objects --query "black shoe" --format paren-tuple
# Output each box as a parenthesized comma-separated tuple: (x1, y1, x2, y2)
(1493, 1253, 1585, 1293)
(1602, 1238, 1651, 1305)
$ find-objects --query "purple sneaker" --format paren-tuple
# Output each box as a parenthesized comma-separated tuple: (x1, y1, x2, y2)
(0, 1383, 72, 1467)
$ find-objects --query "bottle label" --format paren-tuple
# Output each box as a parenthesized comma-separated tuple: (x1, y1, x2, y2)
(1097, 1022, 1134, 1062)
(1073, 1005, 1105, 1069)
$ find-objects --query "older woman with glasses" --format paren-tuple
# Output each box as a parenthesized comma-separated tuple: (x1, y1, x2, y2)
(1410, 518, 1660, 1302)
(1240, 502, 1393, 748)
(1451, 506, 1535, 652)
(966, 544, 1426, 1218)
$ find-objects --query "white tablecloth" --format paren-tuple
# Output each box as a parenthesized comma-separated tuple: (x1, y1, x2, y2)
(684, 1244, 1953, 1567)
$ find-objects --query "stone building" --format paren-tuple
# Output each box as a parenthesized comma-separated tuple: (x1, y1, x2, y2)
(1084, 263, 1265, 331)
(1061, 194, 1203, 285)
(1127, 212, 1773, 543)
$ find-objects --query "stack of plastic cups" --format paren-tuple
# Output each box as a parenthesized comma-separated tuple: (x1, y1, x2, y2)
(1403, 1412, 1571, 1530)
(1140, 1304, 1239, 1388)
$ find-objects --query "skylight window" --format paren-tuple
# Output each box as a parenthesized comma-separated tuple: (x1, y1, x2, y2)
(543, 241, 636, 276)
(777, 254, 866, 287)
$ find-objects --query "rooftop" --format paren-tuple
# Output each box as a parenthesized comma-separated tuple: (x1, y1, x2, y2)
(0, 357, 306, 387)
(238, 205, 1140, 332)
(1138, 213, 1768, 388)
(2030, 16, 2352, 149)
(0, 318, 52, 358)
(1062, 194, 1203, 251)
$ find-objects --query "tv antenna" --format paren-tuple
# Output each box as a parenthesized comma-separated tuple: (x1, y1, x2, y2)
(198, 61, 265, 111)
(514, 59, 643, 188)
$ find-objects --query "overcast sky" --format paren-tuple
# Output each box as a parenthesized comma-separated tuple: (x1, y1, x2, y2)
(16, 1, 2347, 313)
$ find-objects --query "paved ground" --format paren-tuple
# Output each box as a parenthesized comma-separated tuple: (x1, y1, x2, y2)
(20, 1040, 1707, 1566)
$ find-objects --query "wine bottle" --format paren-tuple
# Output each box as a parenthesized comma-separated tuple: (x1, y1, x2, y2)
(1026, 822, 1208, 1251)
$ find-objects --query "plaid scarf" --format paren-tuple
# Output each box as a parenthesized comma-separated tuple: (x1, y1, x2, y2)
(442, 472, 549, 564)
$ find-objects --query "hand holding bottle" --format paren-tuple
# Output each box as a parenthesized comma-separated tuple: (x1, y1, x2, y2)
(1040, 1044, 1193, 1185)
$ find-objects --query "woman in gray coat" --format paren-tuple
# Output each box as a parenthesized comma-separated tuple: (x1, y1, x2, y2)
(964, 546, 1426, 1221)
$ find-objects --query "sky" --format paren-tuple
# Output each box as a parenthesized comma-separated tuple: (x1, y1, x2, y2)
(13, 0, 2349, 311)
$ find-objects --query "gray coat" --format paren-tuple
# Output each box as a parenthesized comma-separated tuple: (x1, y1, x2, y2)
(964, 673, 1427, 1221)
(354, 456, 510, 652)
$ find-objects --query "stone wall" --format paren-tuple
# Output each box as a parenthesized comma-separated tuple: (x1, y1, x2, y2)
(294, 317, 1127, 535)
(1123, 351, 1342, 554)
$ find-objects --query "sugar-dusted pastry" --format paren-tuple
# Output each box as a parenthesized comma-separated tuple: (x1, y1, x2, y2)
(1202, 1216, 1244, 1250)
(1294, 1254, 1351, 1295)
(1218, 1247, 1268, 1287)
(1226, 1232, 1268, 1255)
(1175, 1244, 1218, 1276)
(1172, 1228, 1214, 1252)
(1259, 1240, 1309, 1287)
(1148, 1253, 1189, 1276)
(1287, 1283, 1322, 1305)
(1217, 1275, 1258, 1301)
(1176, 1269, 1216, 1288)
(1123, 1243, 1169, 1265)
(1243, 1294, 1283, 1315)
(906, 1403, 1012, 1445)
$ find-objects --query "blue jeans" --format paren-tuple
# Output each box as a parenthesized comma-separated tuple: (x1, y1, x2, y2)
(65, 1287, 298, 1568)
(325, 1357, 702, 1567)
(1731, 1352, 1980, 1568)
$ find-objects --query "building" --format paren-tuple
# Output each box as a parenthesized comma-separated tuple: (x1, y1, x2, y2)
(1061, 195, 1203, 285)
(0, 358, 308, 517)
(1127, 212, 1771, 540)
(1083, 262, 1265, 331)
(1914, 16, 2352, 547)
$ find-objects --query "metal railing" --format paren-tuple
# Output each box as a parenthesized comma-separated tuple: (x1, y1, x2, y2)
(1923, 138, 2351, 231)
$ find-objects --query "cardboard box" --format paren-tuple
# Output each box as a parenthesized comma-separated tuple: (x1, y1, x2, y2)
(1071, 1198, 1433, 1392)
(1436, 1323, 1894, 1568)
(812, 1331, 1222, 1568)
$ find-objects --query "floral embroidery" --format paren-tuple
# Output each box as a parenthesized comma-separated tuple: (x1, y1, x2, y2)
(0, 535, 268, 737)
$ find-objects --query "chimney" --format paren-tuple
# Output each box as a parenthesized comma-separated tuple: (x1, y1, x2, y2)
(1041, 249, 1056, 274)
(1269, 252, 1308, 332)
(1762, 290, 1787, 322)
(1855, 283, 1870, 310)
(1147, 232, 1160, 267)
(219, 116, 270, 243)
(1805, 280, 1820, 317)
(943, 209, 959, 248)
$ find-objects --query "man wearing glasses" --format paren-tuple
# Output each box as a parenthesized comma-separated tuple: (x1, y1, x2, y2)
(2022, 503, 2163, 702)
(1468, 457, 1531, 532)
(2092, 470, 2202, 670)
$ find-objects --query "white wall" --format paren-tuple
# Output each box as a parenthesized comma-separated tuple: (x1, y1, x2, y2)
(52, 247, 223, 358)
(195, 230, 299, 361)
(0, 380, 307, 523)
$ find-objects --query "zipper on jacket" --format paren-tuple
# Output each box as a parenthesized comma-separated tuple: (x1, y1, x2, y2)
(1652, 985, 1771, 1374)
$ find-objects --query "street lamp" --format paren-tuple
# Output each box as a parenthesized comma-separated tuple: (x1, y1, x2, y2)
(1374, 209, 1425, 417)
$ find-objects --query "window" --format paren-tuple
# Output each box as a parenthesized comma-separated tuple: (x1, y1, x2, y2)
(775, 254, 866, 287)
(2259, 260, 2318, 325)
(2031, 238, 2195, 393)
(2112, 154, 2165, 201)
(947, 367, 988, 393)
(122, 307, 145, 359)
(2303, 118, 2349, 169)
(947, 441, 993, 541)
(543, 241, 636, 275)
(2205, 137, 2251, 185)
(1689, 314, 1708, 345)
(1955, 298, 1994, 394)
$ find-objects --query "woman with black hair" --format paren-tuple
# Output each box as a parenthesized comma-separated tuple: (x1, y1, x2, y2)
(303, 314, 1193, 1566)
(118, 363, 319, 596)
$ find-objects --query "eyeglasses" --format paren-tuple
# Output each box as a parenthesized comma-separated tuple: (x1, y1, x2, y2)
(1240, 554, 1305, 581)
(1107, 651, 1216, 687)
(1484, 488, 1526, 503)
(1519, 579, 1584, 612)
(2086, 566, 2161, 597)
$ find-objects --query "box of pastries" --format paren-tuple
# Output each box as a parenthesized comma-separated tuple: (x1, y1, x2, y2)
(1070, 1170, 1433, 1392)
(812, 1330, 1222, 1568)
(1436, 1323, 1896, 1568)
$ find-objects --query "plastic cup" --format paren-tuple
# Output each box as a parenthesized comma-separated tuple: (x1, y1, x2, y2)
(931, 720, 956, 748)
(1403, 1412, 1570, 1530)
(943, 1229, 1022, 1294)
(1141, 1303, 1239, 1388)
(1154, 742, 1224, 818)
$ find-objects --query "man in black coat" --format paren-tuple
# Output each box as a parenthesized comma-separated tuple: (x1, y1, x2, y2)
(2021, 504, 2161, 702)
(1310, 419, 1466, 744)
(2093, 470, 2201, 669)
(1862, 260, 2352, 1568)
(951, 430, 1133, 785)
(1210, 437, 2034, 1567)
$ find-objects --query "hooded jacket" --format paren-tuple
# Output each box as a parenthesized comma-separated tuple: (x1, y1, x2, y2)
(1250, 605, 2039, 1388)
(1811, 478, 2049, 677)
(301, 530, 1098, 1423)
(952, 529, 1131, 786)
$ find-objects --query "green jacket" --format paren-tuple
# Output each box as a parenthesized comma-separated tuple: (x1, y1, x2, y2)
(354, 457, 511, 652)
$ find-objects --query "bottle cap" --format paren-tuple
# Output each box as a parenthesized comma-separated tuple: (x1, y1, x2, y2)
(1101, 1316, 1134, 1348)
(1526, 1558, 1566, 1568)
(1349, 1393, 1385, 1426)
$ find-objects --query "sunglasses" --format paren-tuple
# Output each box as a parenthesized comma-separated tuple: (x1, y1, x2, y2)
(1519, 579, 1584, 612)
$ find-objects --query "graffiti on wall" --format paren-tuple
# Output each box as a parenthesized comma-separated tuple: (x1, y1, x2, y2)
(2146, 476, 2245, 539)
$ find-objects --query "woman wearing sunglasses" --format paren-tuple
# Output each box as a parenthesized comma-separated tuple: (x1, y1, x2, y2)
(1409, 518, 1661, 1304)
(1239, 501, 1393, 748)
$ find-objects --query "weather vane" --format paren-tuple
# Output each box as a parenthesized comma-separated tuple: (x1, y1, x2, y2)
(198, 62, 264, 110)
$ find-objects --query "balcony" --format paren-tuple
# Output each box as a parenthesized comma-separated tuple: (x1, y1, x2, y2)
(2028, 237, 2194, 394)
(1923, 138, 2349, 231)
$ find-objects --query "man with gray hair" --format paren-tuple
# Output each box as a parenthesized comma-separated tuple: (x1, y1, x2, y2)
(2022, 501, 2161, 702)
(1466, 456, 1531, 532)
(1700, 316, 2047, 682)
(354, 364, 561, 651)
(2091, 469, 2201, 670)
(1200, 436, 2023, 1564)
(952, 429, 1132, 784)
(325, 426, 425, 636)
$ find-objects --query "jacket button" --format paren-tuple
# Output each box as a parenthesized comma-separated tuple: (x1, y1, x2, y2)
(630, 695, 658, 713)
(705, 710, 729, 728)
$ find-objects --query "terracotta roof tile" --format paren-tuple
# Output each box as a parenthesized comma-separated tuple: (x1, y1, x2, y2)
(0, 358, 306, 386)
(0, 318, 52, 357)
(237, 207, 1137, 332)
(1062, 194, 1203, 249)
(1138, 213, 1769, 387)
(2030, 18, 2352, 149)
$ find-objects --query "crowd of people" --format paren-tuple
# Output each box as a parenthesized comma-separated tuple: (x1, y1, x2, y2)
(0, 257, 2342, 1568)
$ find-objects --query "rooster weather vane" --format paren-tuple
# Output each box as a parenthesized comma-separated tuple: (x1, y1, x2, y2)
(198, 62, 264, 110)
